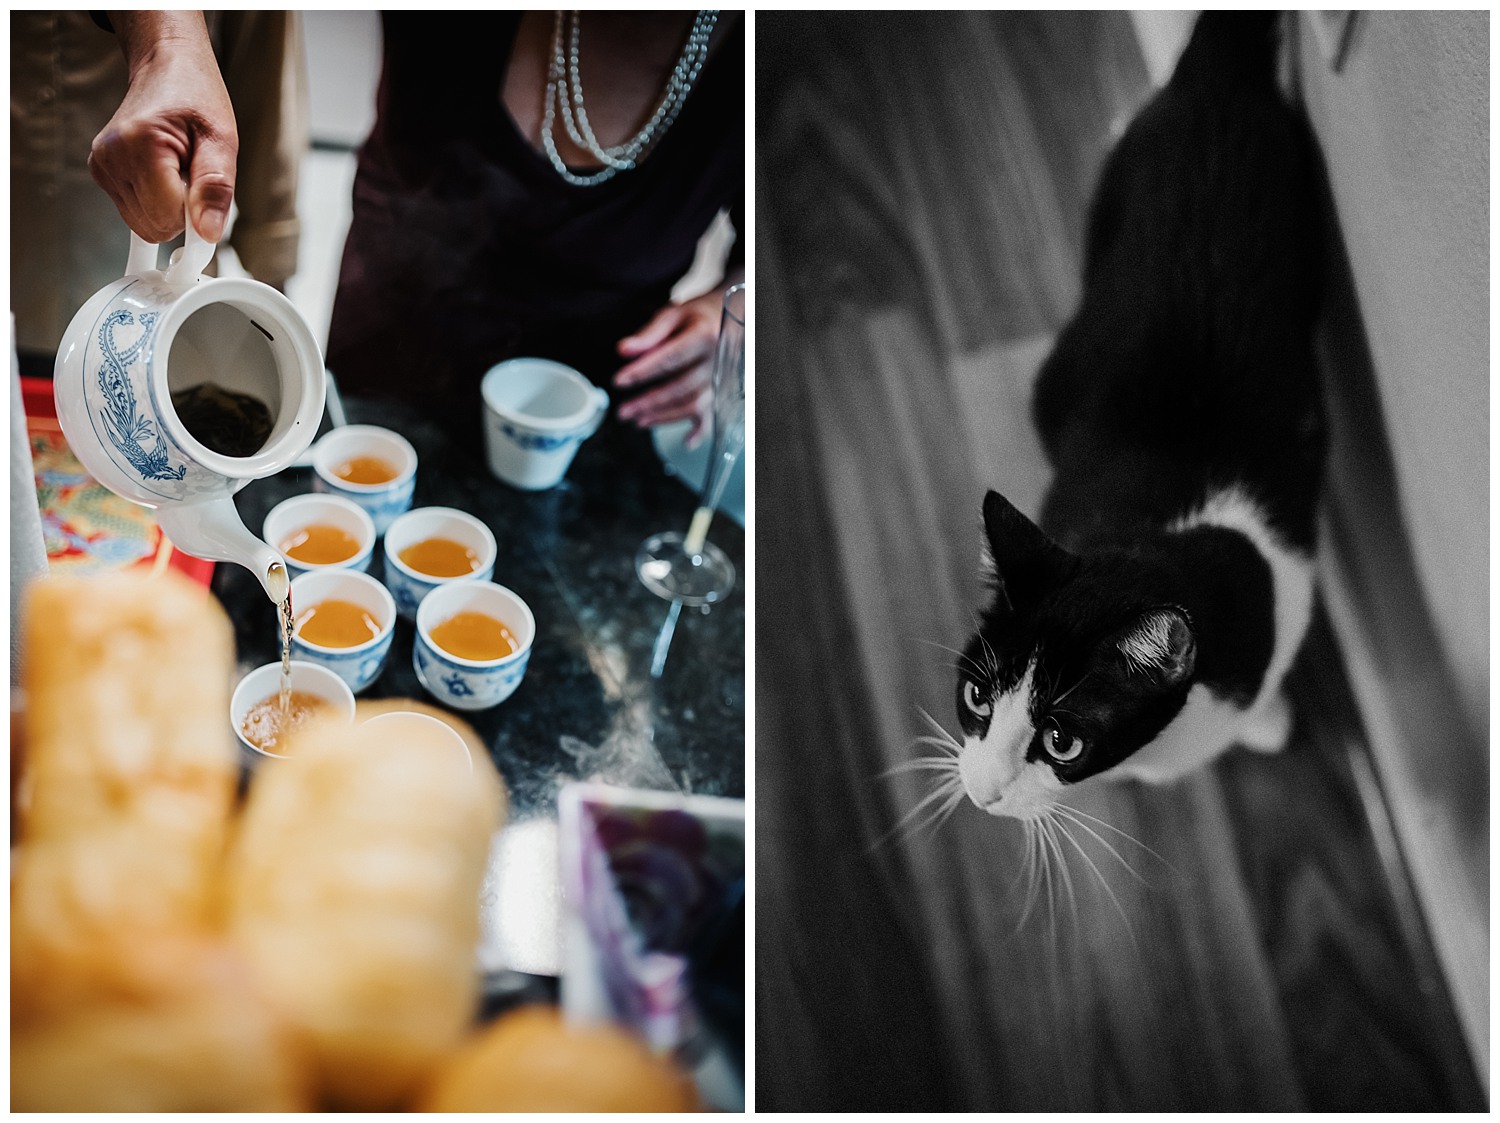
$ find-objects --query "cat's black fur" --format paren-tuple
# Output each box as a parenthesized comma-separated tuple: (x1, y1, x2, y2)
(957, 13, 1325, 791)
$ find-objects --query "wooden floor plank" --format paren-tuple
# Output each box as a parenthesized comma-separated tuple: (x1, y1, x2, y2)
(1218, 610, 1486, 1109)
(752, 177, 962, 1114)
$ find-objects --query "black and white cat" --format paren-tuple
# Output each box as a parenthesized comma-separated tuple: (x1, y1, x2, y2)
(955, 12, 1325, 819)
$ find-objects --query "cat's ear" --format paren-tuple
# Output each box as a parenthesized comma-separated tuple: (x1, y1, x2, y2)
(981, 490, 1073, 610)
(1112, 607, 1196, 687)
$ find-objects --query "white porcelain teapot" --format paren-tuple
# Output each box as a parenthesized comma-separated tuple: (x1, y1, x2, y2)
(52, 214, 325, 602)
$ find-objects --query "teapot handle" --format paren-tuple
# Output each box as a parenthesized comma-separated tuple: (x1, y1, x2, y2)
(124, 203, 217, 284)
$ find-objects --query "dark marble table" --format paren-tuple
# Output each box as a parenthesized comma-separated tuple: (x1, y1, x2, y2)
(212, 396, 745, 979)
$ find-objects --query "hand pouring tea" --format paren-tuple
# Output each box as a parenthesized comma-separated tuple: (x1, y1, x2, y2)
(52, 209, 325, 602)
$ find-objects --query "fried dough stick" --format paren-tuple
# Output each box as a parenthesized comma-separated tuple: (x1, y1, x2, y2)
(11, 571, 313, 1111)
(225, 715, 506, 1110)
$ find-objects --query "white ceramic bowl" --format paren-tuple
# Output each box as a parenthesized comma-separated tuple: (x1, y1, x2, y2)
(311, 424, 418, 535)
(414, 580, 535, 711)
(230, 659, 356, 764)
(263, 492, 376, 577)
(288, 570, 397, 694)
(480, 358, 609, 490)
(382, 506, 496, 620)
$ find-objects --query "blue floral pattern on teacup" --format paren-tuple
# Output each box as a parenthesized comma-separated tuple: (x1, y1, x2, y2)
(499, 422, 581, 453)
(384, 554, 493, 621)
(314, 473, 415, 536)
(414, 634, 530, 711)
(291, 628, 393, 694)
(390, 581, 420, 618)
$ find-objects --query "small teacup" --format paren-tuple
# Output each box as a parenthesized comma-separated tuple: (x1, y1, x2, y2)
(312, 424, 418, 535)
(288, 570, 397, 694)
(414, 580, 535, 711)
(382, 506, 496, 620)
(263, 493, 376, 577)
(360, 711, 474, 772)
(230, 660, 356, 765)
(480, 358, 609, 490)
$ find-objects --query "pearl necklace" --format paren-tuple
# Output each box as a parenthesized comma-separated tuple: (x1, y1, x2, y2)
(542, 10, 719, 187)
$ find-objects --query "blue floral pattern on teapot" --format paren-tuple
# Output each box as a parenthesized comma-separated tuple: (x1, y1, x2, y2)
(95, 309, 187, 483)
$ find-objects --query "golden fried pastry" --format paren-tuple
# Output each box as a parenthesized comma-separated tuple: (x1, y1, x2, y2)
(224, 716, 506, 1110)
(415, 1005, 700, 1113)
(18, 570, 238, 846)
(11, 934, 313, 1112)
(12, 570, 239, 1019)
(13, 824, 232, 1026)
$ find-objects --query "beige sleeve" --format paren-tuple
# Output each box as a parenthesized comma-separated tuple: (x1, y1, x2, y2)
(213, 11, 311, 287)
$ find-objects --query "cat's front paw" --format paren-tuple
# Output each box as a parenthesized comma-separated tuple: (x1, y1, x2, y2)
(1239, 690, 1293, 753)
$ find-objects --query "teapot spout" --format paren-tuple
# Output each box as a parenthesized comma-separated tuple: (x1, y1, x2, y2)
(155, 497, 290, 604)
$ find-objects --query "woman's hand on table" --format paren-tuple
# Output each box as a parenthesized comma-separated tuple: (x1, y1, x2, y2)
(614, 284, 735, 448)
(88, 11, 238, 244)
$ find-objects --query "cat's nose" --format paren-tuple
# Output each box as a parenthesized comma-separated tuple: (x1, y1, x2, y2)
(959, 749, 1010, 812)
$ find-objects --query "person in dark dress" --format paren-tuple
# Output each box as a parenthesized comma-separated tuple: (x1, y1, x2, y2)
(324, 11, 744, 454)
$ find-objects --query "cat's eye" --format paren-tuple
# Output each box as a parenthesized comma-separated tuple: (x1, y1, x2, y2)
(963, 681, 992, 718)
(1042, 720, 1083, 763)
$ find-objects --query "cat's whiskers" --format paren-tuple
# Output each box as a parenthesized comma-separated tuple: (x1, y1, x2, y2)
(872, 787, 948, 849)
(1051, 670, 1093, 708)
(1021, 822, 1045, 931)
(1039, 663, 1060, 701)
(1004, 817, 1034, 895)
(904, 780, 969, 840)
(977, 632, 1000, 680)
(1038, 816, 1059, 945)
(872, 708, 975, 854)
(915, 706, 964, 753)
(1040, 810, 1080, 933)
(1052, 806, 1152, 886)
(917, 638, 988, 681)
(1050, 812, 1142, 956)
(912, 734, 961, 757)
(880, 756, 961, 778)
(875, 772, 967, 848)
(1056, 802, 1178, 877)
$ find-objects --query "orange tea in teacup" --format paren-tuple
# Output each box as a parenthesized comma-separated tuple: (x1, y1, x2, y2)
(240, 690, 328, 754)
(429, 611, 519, 662)
(332, 455, 399, 485)
(280, 524, 362, 566)
(398, 537, 482, 579)
(295, 598, 382, 649)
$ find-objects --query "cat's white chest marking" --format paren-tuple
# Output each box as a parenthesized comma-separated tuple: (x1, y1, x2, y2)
(1173, 486, 1315, 713)
(1117, 487, 1314, 785)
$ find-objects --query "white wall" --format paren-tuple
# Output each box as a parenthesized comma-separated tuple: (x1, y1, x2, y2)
(1128, 9, 1196, 87)
(1295, 8, 1489, 1087)
(283, 12, 381, 351)
(302, 10, 381, 148)
(1301, 11, 1488, 737)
